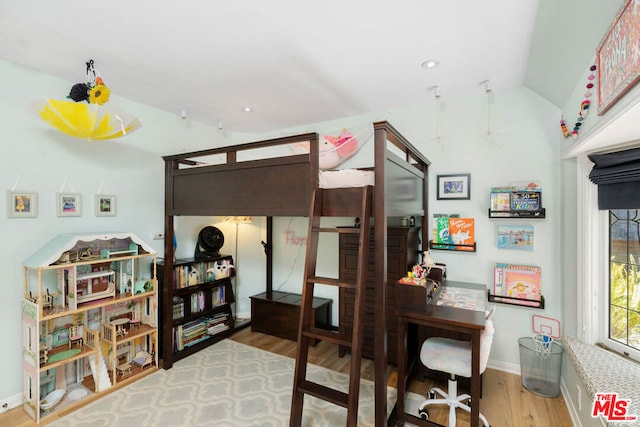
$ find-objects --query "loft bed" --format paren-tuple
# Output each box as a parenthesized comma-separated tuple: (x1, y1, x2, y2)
(162, 120, 430, 424)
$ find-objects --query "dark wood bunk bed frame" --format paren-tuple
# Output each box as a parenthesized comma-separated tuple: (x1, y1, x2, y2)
(162, 120, 430, 425)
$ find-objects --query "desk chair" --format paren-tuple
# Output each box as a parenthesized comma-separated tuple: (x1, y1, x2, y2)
(418, 318, 494, 426)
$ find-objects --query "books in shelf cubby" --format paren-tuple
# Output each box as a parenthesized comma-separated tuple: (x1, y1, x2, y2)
(430, 215, 476, 252)
(489, 184, 545, 218)
(157, 255, 238, 369)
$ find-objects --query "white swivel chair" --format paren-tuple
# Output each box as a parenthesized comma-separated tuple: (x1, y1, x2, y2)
(418, 317, 495, 426)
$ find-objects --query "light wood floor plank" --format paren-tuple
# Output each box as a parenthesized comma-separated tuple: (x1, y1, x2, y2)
(0, 328, 572, 426)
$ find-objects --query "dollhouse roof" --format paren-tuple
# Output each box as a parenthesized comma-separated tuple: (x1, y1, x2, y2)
(23, 232, 156, 268)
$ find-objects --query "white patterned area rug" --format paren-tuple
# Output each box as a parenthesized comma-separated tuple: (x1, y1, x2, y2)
(49, 339, 423, 426)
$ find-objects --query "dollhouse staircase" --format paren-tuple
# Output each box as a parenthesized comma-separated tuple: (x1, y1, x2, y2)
(290, 186, 372, 427)
(88, 351, 112, 392)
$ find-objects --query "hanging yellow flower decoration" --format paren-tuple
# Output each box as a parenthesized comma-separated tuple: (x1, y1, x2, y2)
(89, 84, 110, 105)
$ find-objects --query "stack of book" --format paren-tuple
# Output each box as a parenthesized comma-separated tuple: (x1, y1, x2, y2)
(206, 313, 230, 335)
(175, 319, 209, 350)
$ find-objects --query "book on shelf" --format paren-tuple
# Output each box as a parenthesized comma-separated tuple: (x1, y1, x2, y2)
(211, 286, 225, 306)
(431, 216, 474, 250)
(172, 297, 185, 320)
(490, 191, 511, 212)
(190, 291, 206, 313)
(493, 263, 542, 306)
(448, 218, 474, 251)
(510, 191, 541, 211)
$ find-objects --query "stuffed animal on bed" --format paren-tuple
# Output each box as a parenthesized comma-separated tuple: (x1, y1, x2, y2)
(290, 130, 359, 170)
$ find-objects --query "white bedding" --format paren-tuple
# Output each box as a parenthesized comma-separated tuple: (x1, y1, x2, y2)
(319, 169, 375, 189)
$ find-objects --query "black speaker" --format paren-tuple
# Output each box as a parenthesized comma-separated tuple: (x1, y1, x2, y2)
(194, 226, 224, 259)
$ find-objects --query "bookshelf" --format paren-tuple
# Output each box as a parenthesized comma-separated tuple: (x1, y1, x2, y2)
(488, 187, 545, 219)
(157, 255, 237, 369)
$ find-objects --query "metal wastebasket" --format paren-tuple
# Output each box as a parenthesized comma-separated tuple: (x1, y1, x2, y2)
(518, 335, 563, 397)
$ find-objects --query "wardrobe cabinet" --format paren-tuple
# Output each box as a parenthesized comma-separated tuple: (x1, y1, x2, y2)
(338, 226, 420, 365)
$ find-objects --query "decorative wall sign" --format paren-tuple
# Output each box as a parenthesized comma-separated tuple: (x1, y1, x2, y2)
(597, 0, 640, 115)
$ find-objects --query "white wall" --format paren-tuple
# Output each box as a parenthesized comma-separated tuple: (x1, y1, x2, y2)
(212, 87, 562, 373)
(0, 60, 237, 404)
(1, 59, 562, 406)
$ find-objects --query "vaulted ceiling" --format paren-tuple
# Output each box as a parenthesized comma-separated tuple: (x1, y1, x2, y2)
(0, 0, 622, 133)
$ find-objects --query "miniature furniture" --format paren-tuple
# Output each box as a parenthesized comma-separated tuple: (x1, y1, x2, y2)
(417, 317, 494, 426)
(129, 310, 141, 330)
(116, 362, 132, 376)
(394, 281, 488, 426)
(132, 351, 153, 369)
(111, 318, 130, 337)
(39, 347, 49, 365)
(21, 232, 158, 424)
(41, 289, 53, 311)
(68, 325, 83, 349)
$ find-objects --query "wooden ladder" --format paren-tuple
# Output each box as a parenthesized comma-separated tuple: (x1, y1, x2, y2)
(290, 185, 373, 427)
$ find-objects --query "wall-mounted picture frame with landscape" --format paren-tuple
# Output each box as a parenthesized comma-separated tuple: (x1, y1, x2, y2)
(95, 194, 116, 217)
(437, 173, 471, 200)
(7, 191, 38, 218)
(57, 193, 82, 217)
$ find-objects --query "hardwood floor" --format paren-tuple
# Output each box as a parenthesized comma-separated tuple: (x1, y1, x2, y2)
(1, 327, 572, 426)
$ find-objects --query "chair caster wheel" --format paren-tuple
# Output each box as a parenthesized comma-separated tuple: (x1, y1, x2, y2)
(428, 390, 436, 399)
(418, 408, 430, 420)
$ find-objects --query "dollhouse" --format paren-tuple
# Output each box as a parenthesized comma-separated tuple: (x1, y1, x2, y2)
(21, 233, 158, 423)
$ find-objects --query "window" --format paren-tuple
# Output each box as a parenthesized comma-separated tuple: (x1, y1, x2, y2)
(608, 209, 640, 360)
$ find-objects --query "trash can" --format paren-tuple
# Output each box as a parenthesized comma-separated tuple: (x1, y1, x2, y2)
(518, 335, 563, 397)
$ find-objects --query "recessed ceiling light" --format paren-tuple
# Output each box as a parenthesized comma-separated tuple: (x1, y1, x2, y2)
(243, 107, 253, 112)
(421, 59, 439, 69)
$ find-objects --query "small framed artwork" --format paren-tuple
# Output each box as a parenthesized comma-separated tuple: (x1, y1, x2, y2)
(7, 191, 38, 218)
(57, 193, 82, 217)
(95, 194, 116, 217)
(497, 224, 534, 251)
(437, 173, 471, 200)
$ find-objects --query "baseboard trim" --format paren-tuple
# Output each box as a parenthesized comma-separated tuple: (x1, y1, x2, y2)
(0, 392, 22, 414)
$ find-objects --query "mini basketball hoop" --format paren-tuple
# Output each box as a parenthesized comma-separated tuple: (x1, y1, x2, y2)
(531, 314, 561, 359)
(532, 333, 554, 358)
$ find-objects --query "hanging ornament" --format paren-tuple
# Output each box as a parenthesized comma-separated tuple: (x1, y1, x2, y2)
(560, 65, 596, 140)
(37, 60, 142, 141)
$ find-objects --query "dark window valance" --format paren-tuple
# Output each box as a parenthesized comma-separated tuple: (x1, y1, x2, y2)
(589, 147, 640, 209)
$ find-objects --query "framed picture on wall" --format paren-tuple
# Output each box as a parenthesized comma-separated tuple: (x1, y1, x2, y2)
(7, 191, 38, 218)
(57, 193, 82, 217)
(95, 194, 116, 217)
(437, 173, 471, 200)
(597, 0, 640, 115)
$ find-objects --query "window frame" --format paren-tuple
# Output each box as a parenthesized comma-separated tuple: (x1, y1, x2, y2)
(605, 209, 640, 361)
(578, 154, 640, 362)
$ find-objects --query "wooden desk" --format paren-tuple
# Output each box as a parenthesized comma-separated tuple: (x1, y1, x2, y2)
(393, 280, 487, 427)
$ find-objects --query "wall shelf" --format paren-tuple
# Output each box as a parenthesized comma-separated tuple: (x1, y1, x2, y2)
(488, 208, 546, 219)
(429, 240, 476, 252)
(487, 290, 545, 309)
